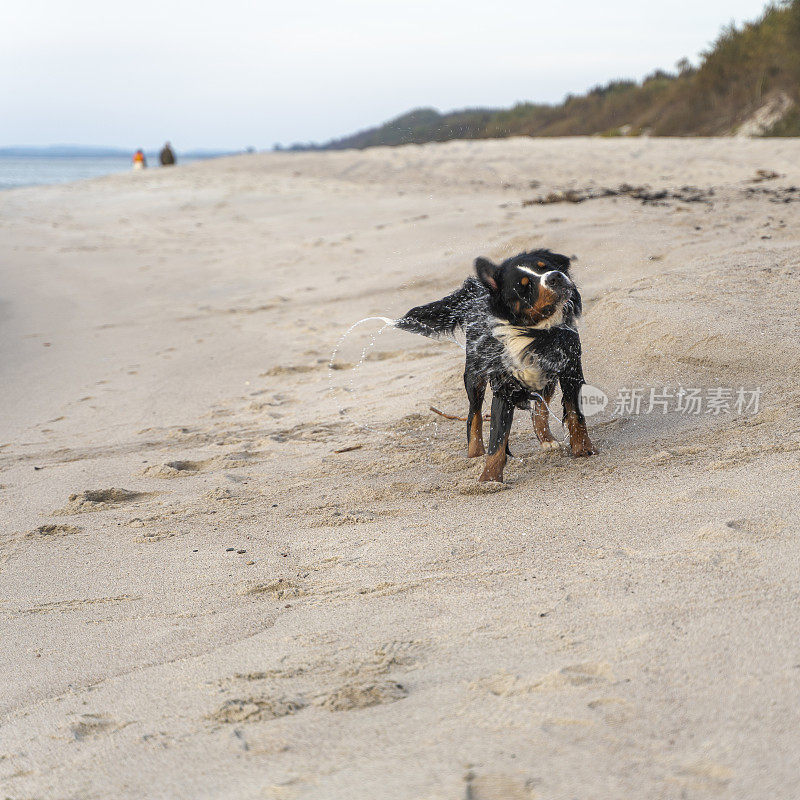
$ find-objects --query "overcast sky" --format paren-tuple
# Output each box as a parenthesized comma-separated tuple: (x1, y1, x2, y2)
(0, 0, 772, 150)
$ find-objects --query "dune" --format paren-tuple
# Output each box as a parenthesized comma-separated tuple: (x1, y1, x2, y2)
(1, 137, 799, 799)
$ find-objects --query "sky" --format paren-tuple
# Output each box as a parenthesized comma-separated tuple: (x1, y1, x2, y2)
(0, 0, 774, 150)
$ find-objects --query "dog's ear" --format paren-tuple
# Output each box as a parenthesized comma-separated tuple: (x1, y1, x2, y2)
(548, 252, 572, 274)
(475, 257, 500, 292)
(570, 286, 583, 317)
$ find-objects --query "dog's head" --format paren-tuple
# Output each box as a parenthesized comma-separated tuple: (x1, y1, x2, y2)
(475, 249, 581, 328)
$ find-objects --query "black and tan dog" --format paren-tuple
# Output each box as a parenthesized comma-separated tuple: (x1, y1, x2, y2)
(395, 249, 595, 482)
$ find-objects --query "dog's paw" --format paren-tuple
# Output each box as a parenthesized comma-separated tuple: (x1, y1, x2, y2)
(540, 440, 560, 451)
(478, 471, 504, 484)
(571, 445, 597, 457)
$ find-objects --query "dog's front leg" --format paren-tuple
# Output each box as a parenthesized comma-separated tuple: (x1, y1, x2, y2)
(559, 374, 596, 457)
(479, 394, 515, 482)
(531, 380, 559, 450)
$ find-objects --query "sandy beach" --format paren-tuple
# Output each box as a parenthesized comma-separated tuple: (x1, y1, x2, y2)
(1, 137, 799, 799)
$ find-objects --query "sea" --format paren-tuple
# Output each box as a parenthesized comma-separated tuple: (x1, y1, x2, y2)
(0, 154, 209, 190)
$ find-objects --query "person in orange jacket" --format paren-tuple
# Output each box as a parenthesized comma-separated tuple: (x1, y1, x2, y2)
(132, 149, 147, 170)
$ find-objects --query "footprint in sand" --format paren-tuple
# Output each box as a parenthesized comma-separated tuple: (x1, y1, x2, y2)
(209, 696, 306, 724)
(587, 695, 632, 724)
(676, 760, 733, 791)
(315, 680, 408, 712)
(131, 529, 178, 544)
(210, 668, 408, 727)
(270, 423, 338, 444)
(261, 364, 316, 377)
(205, 487, 237, 502)
(142, 460, 204, 478)
(67, 713, 127, 741)
(26, 523, 82, 538)
(53, 488, 150, 515)
(247, 392, 297, 412)
(140, 452, 259, 479)
(465, 772, 536, 800)
(725, 517, 785, 539)
(306, 510, 386, 528)
(694, 517, 785, 542)
(237, 578, 308, 600)
(471, 662, 614, 696)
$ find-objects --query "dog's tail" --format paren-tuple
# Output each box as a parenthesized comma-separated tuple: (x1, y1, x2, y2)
(393, 277, 487, 340)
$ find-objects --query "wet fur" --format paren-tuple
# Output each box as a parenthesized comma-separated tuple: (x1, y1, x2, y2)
(396, 249, 595, 482)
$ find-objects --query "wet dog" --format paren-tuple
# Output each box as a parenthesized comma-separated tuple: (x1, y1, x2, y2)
(395, 249, 595, 482)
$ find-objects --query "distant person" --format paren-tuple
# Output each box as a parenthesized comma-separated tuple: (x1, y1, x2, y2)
(159, 142, 176, 166)
(132, 149, 147, 170)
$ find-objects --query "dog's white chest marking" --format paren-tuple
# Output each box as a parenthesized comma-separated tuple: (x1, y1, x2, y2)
(491, 322, 546, 390)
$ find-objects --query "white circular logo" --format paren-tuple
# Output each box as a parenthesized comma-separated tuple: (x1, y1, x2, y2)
(579, 384, 608, 417)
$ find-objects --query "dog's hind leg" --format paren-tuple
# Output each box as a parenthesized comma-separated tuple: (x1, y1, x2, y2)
(531, 380, 559, 450)
(464, 371, 487, 458)
(479, 395, 515, 482)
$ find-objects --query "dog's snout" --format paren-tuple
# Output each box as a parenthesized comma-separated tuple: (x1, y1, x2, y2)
(543, 270, 570, 289)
